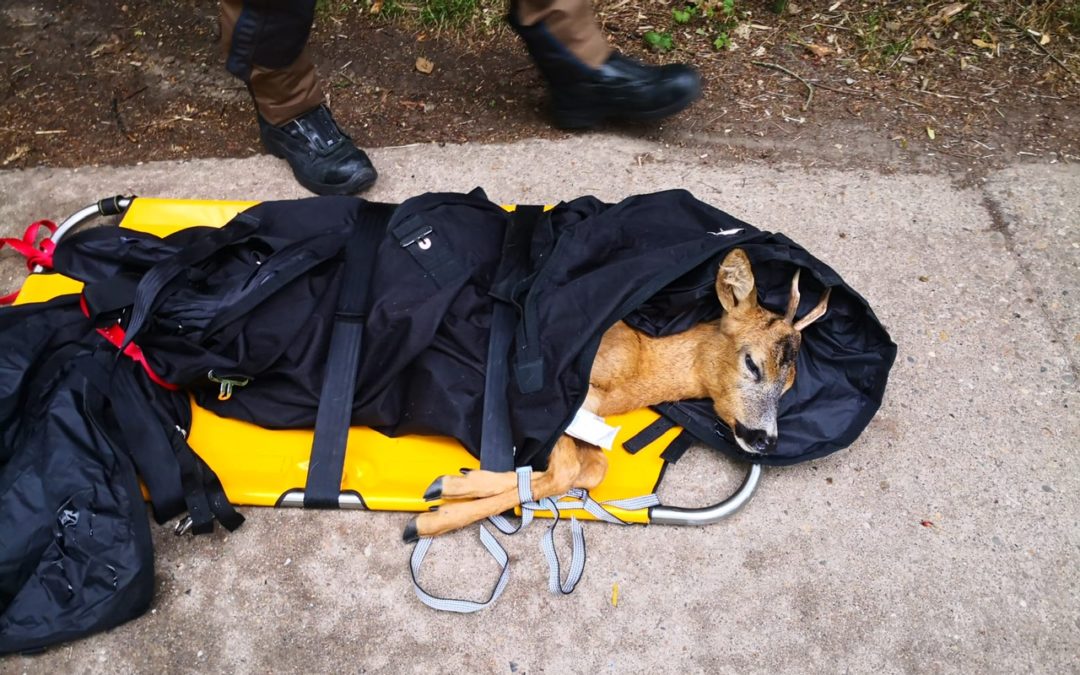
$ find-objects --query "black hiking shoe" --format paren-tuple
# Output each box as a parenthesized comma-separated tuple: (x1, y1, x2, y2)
(258, 105, 377, 196)
(548, 53, 702, 130)
(508, 8, 702, 130)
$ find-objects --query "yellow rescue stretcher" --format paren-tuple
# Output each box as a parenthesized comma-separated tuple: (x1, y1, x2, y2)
(13, 196, 760, 526)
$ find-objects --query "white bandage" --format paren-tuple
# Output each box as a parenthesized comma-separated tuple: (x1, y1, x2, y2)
(565, 409, 621, 450)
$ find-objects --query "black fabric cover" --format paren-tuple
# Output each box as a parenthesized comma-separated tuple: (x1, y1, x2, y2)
(0, 189, 895, 654)
(52, 189, 896, 468)
(0, 299, 154, 654)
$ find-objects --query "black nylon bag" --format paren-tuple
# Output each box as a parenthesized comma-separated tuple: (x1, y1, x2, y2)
(53, 189, 894, 470)
(0, 299, 153, 655)
(0, 296, 242, 655)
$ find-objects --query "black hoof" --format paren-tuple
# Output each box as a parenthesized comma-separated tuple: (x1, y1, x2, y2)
(423, 477, 443, 501)
(402, 517, 419, 544)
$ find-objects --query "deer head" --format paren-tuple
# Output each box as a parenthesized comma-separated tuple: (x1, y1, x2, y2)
(703, 249, 830, 455)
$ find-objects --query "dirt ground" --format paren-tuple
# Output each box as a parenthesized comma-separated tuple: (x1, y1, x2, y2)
(0, 0, 1077, 185)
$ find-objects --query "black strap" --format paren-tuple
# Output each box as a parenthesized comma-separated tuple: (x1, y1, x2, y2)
(622, 416, 677, 454)
(479, 206, 541, 471)
(79, 353, 244, 531)
(390, 215, 464, 288)
(78, 355, 187, 523)
(303, 203, 394, 508)
(122, 213, 260, 349)
(660, 430, 694, 463)
(202, 230, 348, 337)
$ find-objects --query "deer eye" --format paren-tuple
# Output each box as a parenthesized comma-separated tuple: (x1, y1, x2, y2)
(744, 353, 762, 382)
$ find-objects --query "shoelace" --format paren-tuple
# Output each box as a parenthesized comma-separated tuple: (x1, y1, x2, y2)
(287, 107, 350, 155)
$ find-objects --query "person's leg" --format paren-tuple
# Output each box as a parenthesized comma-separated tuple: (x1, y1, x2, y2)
(510, 0, 702, 129)
(220, 0, 376, 195)
(514, 0, 610, 67)
(220, 0, 324, 124)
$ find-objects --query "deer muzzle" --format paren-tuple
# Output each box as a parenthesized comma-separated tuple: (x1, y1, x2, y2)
(734, 421, 777, 455)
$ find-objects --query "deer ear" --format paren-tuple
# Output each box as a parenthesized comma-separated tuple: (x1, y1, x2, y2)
(716, 249, 758, 314)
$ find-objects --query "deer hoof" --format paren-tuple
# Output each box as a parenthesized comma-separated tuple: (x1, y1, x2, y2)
(422, 477, 443, 501)
(402, 517, 419, 544)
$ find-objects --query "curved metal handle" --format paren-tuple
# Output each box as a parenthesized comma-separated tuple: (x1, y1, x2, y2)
(649, 463, 761, 526)
(46, 196, 135, 245)
(33, 196, 134, 273)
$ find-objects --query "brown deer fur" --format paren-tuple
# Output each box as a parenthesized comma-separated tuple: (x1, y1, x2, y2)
(405, 249, 829, 541)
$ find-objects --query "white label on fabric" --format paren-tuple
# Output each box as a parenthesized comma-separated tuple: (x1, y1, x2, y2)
(708, 228, 744, 236)
(565, 409, 621, 450)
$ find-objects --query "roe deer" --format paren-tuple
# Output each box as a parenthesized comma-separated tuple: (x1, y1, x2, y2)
(404, 248, 830, 541)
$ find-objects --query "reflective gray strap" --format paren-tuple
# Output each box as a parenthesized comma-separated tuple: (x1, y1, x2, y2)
(529, 491, 660, 594)
(411, 464, 660, 610)
(410, 524, 511, 613)
(546, 489, 661, 524)
(487, 466, 536, 535)
(536, 497, 587, 595)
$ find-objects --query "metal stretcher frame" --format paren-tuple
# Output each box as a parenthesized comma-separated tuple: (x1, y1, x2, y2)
(14, 196, 761, 526)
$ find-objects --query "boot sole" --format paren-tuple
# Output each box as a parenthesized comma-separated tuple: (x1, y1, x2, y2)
(263, 143, 378, 196)
(552, 85, 703, 131)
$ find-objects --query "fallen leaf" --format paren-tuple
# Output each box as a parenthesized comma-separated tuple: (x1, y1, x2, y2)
(2, 145, 29, 166)
(611, 583, 619, 607)
(939, 331, 949, 341)
(804, 43, 832, 58)
(89, 34, 122, 58)
(920, 520, 935, 527)
(926, 126, 936, 140)
(918, 275, 929, 282)
(370, 0, 383, 13)
(415, 57, 434, 75)
(1040, 32, 1051, 46)
(912, 35, 935, 51)
(931, 3, 967, 24)
(972, 38, 996, 50)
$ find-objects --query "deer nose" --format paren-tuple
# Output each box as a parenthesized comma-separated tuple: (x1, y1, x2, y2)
(736, 422, 777, 454)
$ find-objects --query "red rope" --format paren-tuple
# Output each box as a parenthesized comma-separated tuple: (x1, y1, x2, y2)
(1, 219, 59, 305)
(79, 295, 180, 391)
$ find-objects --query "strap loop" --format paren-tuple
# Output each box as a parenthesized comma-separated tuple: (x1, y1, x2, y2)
(411, 468, 659, 611)
(410, 524, 512, 613)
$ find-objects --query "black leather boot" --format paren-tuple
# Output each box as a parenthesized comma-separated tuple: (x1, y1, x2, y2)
(508, 12, 702, 130)
(258, 105, 377, 196)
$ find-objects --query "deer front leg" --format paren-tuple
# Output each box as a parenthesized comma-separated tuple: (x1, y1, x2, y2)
(421, 468, 518, 502)
(404, 435, 588, 542)
(423, 389, 606, 502)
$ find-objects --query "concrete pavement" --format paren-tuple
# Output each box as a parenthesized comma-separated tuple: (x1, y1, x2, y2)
(0, 136, 1077, 673)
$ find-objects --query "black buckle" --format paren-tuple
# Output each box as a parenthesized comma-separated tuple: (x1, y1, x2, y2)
(398, 225, 433, 249)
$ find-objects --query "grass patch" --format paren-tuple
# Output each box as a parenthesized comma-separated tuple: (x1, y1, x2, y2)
(645, 0, 742, 53)
(316, 0, 498, 30)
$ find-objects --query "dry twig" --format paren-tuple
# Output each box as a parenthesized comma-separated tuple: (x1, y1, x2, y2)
(751, 61, 814, 111)
(1006, 20, 1077, 79)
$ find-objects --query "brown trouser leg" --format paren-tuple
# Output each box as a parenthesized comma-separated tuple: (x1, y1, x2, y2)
(219, 0, 610, 125)
(515, 0, 611, 67)
(220, 0, 324, 126)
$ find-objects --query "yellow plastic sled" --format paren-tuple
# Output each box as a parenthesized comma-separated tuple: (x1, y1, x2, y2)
(14, 196, 760, 526)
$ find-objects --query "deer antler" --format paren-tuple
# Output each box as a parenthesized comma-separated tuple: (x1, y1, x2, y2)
(784, 268, 801, 324)
(793, 287, 831, 332)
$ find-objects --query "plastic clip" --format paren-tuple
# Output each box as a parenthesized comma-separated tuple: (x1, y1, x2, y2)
(207, 371, 252, 401)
